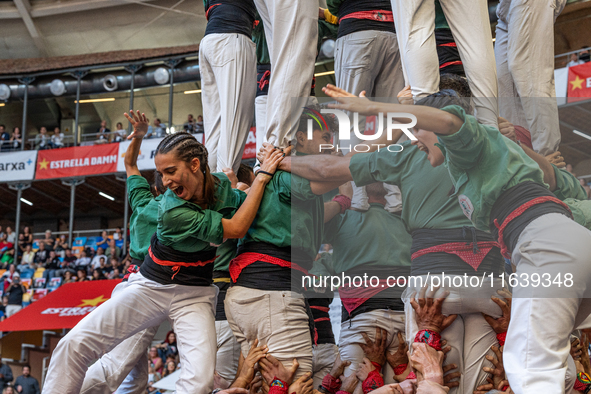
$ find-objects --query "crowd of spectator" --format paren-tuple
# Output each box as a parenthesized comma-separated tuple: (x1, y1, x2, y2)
(0, 225, 132, 320)
(567, 46, 591, 67)
(0, 114, 204, 153)
(0, 364, 39, 394)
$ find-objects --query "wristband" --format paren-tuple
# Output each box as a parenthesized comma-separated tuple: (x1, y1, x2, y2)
(269, 378, 288, 394)
(393, 363, 408, 375)
(414, 329, 442, 351)
(496, 332, 507, 347)
(258, 170, 274, 177)
(321, 374, 341, 394)
(501, 385, 510, 392)
(332, 195, 352, 214)
(362, 369, 384, 394)
(575, 372, 591, 392)
(406, 371, 416, 380)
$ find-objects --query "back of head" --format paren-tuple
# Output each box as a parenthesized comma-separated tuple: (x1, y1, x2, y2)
(365, 182, 387, 200)
(297, 104, 338, 136)
(237, 164, 255, 186)
(439, 73, 472, 98)
(153, 171, 166, 196)
(415, 89, 473, 114)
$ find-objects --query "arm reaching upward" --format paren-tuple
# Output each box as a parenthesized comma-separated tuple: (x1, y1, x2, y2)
(123, 110, 150, 178)
(322, 84, 463, 136)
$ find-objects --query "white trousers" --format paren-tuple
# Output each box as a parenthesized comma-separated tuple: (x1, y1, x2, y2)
(201, 33, 256, 173)
(81, 282, 158, 394)
(404, 275, 506, 394)
(495, 0, 565, 156)
(5, 305, 21, 317)
(253, 0, 317, 148)
(312, 343, 338, 389)
(504, 213, 591, 394)
(255, 95, 268, 154)
(390, 0, 498, 128)
(339, 309, 405, 385)
(334, 30, 405, 213)
(42, 273, 218, 394)
(224, 286, 313, 380)
(215, 320, 241, 383)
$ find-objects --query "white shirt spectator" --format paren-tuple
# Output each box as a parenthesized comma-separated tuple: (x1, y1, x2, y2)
(76, 256, 91, 267)
(51, 132, 65, 147)
(92, 254, 107, 269)
(567, 59, 584, 67)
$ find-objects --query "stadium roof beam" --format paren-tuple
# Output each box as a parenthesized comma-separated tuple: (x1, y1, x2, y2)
(0, 0, 155, 20)
(12, 0, 47, 56)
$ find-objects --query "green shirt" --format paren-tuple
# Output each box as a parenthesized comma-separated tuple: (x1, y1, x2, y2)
(435, 0, 450, 30)
(214, 238, 238, 272)
(157, 173, 247, 253)
(564, 198, 591, 230)
(436, 105, 547, 231)
(127, 175, 162, 261)
(349, 141, 472, 233)
(324, 204, 412, 273)
(252, 14, 270, 65)
(552, 165, 587, 201)
(240, 171, 324, 262)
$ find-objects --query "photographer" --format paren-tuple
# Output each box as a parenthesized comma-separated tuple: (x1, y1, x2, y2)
(5, 273, 25, 317)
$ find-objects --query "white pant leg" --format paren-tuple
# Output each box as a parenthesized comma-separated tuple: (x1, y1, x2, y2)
(5, 305, 21, 317)
(225, 286, 313, 380)
(255, 95, 268, 154)
(254, 0, 317, 148)
(439, 0, 498, 128)
(497, 0, 566, 155)
(390, 0, 439, 99)
(168, 285, 218, 394)
(461, 313, 497, 394)
(81, 328, 156, 394)
(312, 343, 338, 389)
(215, 320, 241, 383)
(495, 14, 528, 131)
(201, 33, 256, 173)
(504, 213, 591, 394)
(81, 281, 157, 394)
(42, 274, 170, 394)
(200, 37, 222, 172)
(339, 309, 405, 385)
(113, 348, 150, 394)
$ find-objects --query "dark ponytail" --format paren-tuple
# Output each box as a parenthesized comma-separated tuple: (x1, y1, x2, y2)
(156, 132, 219, 205)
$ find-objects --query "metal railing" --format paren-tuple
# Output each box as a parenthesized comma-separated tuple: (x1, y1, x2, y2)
(555, 46, 591, 68)
(32, 228, 121, 241)
(12, 125, 203, 152)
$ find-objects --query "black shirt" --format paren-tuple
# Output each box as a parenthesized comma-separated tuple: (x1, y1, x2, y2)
(336, 0, 395, 39)
(204, 0, 256, 38)
(7, 284, 25, 305)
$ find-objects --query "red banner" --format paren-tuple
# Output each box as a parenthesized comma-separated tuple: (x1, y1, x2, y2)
(567, 62, 591, 103)
(242, 127, 257, 159)
(0, 280, 121, 332)
(35, 143, 119, 179)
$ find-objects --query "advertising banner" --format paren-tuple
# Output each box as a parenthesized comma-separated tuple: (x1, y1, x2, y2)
(35, 144, 118, 180)
(0, 150, 37, 182)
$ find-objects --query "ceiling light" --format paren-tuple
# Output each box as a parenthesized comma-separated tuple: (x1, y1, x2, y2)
(0, 84, 10, 100)
(314, 70, 335, 77)
(573, 130, 591, 141)
(20, 198, 33, 206)
(99, 192, 115, 201)
(154, 67, 170, 85)
(50, 79, 66, 96)
(76, 98, 116, 104)
(184, 89, 202, 95)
